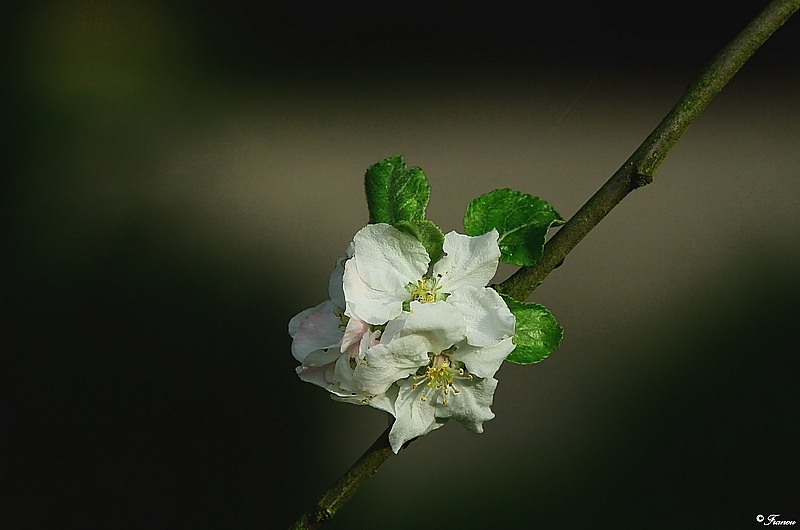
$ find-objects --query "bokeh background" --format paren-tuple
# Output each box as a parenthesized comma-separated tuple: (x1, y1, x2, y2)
(3, 1, 799, 528)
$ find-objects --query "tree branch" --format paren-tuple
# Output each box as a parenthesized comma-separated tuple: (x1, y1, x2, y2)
(289, 426, 393, 530)
(289, 1, 799, 527)
(496, 0, 800, 302)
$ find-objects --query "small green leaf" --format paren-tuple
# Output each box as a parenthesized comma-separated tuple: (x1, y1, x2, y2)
(396, 220, 445, 263)
(464, 188, 565, 266)
(365, 156, 431, 225)
(501, 294, 563, 365)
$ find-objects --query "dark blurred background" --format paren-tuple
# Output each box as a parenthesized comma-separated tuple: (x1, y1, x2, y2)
(2, 1, 799, 528)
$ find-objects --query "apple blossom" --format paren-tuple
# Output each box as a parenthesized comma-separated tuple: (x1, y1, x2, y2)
(291, 220, 519, 451)
(342, 223, 503, 326)
(353, 301, 514, 453)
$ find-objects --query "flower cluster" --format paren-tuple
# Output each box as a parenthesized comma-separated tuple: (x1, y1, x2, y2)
(289, 223, 515, 453)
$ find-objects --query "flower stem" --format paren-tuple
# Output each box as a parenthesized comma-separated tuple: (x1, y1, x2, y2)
(496, 0, 800, 302)
(288, 2, 799, 527)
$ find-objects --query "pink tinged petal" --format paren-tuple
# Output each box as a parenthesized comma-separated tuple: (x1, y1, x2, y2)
(435, 376, 498, 433)
(288, 300, 336, 337)
(343, 258, 407, 325)
(336, 329, 380, 394)
(352, 224, 429, 293)
(453, 337, 515, 379)
(341, 317, 370, 352)
(291, 308, 343, 362)
(360, 328, 381, 353)
(389, 380, 443, 453)
(354, 335, 430, 396)
(446, 286, 515, 346)
(433, 230, 500, 292)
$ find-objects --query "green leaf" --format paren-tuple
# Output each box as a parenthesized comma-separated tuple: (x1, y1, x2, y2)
(396, 220, 445, 263)
(364, 156, 431, 225)
(463, 188, 565, 266)
(501, 294, 563, 365)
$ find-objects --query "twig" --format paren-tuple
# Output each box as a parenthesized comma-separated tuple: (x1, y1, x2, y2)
(496, 0, 800, 301)
(289, 426, 393, 530)
(288, 1, 799, 527)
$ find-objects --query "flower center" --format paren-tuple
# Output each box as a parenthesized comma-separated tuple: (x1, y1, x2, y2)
(405, 276, 446, 304)
(411, 353, 473, 406)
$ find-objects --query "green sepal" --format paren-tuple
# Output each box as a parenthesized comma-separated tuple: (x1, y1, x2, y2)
(396, 219, 445, 263)
(463, 188, 565, 266)
(501, 294, 563, 365)
(364, 156, 431, 225)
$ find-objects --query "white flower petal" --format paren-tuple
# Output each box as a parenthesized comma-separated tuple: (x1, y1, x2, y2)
(343, 259, 408, 324)
(353, 224, 429, 291)
(386, 301, 466, 353)
(296, 363, 336, 390)
(332, 352, 358, 392)
(380, 313, 405, 345)
(433, 230, 500, 292)
(331, 384, 397, 416)
(435, 376, 498, 433)
(302, 347, 342, 367)
(447, 286, 515, 346)
(389, 380, 443, 453)
(354, 335, 430, 396)
(327, 254, 348, 310)
(368, 385, 398, 416)
(453, 337, 515, 379)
